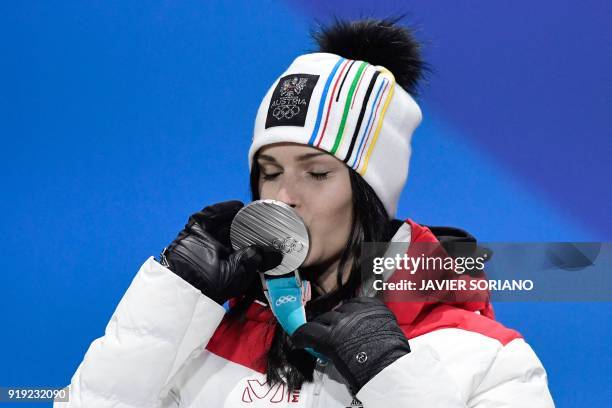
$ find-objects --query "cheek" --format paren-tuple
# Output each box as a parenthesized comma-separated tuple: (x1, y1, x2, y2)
(258, 180, 271, 199)
(303, 175, 353, 263)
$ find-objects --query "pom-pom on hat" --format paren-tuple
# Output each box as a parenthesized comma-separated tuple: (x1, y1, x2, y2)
(249, 18, 425, 219)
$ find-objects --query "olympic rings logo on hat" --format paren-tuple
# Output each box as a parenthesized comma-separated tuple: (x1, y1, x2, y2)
(275, 295, 297, 306)
(272, 237, 304, 254)
(273, 105, 301, 120)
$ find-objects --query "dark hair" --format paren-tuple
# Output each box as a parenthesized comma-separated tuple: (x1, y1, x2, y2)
(225, 161, 397, 392)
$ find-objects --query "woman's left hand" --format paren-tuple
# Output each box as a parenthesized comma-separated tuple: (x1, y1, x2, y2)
(291, 297, 411, 394)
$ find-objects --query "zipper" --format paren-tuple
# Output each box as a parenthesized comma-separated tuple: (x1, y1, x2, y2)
(310, 358, 328, 408)
(167, 388, 181, 406)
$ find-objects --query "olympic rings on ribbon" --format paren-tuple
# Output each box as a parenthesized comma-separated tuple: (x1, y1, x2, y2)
(275, 295, 297, 306)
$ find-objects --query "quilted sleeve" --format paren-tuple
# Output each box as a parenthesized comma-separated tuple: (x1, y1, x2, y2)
(54, 257, 227, 408)
(469, 338, 555, 407)
(356, 344, 467, 407)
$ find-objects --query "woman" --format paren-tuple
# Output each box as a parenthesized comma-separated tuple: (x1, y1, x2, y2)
(57, 19, 554, 407)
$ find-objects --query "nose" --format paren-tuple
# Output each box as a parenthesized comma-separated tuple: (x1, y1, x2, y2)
(275, 178, 300, 209)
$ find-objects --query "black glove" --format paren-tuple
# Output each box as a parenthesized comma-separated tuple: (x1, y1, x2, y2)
(291, 297, 411, 393)
(160, 200, 281, 305)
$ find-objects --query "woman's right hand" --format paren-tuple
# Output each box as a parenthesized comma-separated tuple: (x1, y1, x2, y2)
(160, 200, 279, 305)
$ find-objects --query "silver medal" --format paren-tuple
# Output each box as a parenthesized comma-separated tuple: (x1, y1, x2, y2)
(230, 199, 310, 276)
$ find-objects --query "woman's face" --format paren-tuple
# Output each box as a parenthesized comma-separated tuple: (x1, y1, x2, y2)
(256, 143, 353, 269)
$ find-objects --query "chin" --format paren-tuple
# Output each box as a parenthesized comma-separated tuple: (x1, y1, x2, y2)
(300, 250, 322, 270)
(301, 255, 315, 268)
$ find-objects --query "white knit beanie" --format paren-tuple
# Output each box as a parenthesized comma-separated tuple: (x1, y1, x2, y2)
(248, 23, 423, 219)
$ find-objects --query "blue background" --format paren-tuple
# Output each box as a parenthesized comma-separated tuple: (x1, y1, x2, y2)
(1, 1, 610, 406)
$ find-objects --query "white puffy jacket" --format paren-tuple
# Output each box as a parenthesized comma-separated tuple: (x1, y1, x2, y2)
(56, 221, 555, 407)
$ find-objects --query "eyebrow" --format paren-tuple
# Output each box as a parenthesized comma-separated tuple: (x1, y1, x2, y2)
(257, 152, 327, 163)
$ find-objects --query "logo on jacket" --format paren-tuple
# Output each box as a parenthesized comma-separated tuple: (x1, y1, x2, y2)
(346, 397, 363, 408)
(241, 378, 301, 404)
(265, 74, 319, 129)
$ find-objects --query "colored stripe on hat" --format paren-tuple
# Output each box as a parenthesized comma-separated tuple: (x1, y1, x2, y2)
(330, 61, 368, 154)
(351, 66, 368, 110)
(352, 76, 387, 169)
(359, 69, 396, 175)
(343, 69, 380, 163)
(335, 60, 356, 102)
(307, 57, 345, 145)
(314, 59, 352, 148)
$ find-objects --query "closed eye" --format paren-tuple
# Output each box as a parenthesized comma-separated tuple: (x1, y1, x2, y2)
(309, 172, 329, 180)
(261, 172, 281, 181)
